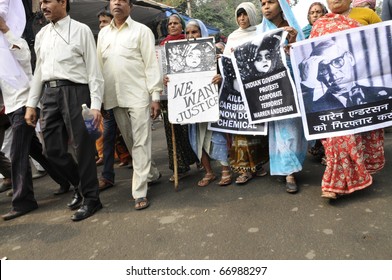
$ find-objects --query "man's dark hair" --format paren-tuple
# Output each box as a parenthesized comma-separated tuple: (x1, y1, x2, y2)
(97, 8, 113, 19)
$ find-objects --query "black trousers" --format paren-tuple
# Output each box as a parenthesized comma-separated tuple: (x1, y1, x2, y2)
(8, 107, 70, 211)
(0, 114, 11, 179)
(40, 85, 99, 203)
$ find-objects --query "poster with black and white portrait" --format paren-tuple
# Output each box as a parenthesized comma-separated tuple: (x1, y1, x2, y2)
(165, 37, 219, 124)
(208, 55, 267, 135)
(231, 28, 301, 124)
(291, 21, 392, 140)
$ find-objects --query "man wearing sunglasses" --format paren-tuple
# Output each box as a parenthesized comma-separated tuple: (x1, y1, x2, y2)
(299, 39, 392, 113)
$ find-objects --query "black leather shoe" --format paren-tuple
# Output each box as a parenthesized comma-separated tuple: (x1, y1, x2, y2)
(54, 184, 71, 195)
(67, 191, 83, 210)
(2, 205, 38, 221)
(71, 200, 103, 222)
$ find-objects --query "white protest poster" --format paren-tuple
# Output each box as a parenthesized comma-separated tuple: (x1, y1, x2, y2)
(155, 46, 167, 100)
(290, 21, 392, 140)
(208, 55, 267, 135)
(231, 29, 301, 124)
(165, 38, 219, 124)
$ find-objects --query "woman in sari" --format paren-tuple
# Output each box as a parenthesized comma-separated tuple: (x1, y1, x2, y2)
(302, 2, 328, 39)
(224, 2, 269, 185)
(309, 0, 384, 199)
(184, 19, 232, 187)
(258, 0, 308, 193)
(160, 14, 198, 182)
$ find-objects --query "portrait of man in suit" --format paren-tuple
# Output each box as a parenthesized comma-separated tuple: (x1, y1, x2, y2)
(299, 39, 392, 113)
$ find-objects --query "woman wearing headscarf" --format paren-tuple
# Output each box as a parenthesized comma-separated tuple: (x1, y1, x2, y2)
(257, 0, 308, 193)
(160, 14, 198, 182)
(184, 19, 231, 187)
(309, 0, 385, 199)
(302, 2, 328, 39)
(352, 0, 377, 10)
(224, 2, 269, 185)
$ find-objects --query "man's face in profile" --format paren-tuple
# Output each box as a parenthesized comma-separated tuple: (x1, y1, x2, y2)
(316, 44, 355, 93)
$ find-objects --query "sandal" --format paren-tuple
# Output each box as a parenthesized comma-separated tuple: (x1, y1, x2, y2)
(135, 197, 150, 210)
(286, 175, 298, 193)
(217, 170, 232, 186)
(321, 191, 338, 199)
(197, 173, 216, 187)
(254, 167, 267, 177)
(235, 172, 253, 185)
(169, 172, 189, 182)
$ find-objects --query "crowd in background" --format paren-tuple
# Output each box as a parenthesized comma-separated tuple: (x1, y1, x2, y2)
(0, 0, 391, 221)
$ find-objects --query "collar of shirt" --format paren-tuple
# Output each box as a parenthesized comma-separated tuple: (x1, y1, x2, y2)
(50, 15, 71, 43)
(109, 16, 133, 31)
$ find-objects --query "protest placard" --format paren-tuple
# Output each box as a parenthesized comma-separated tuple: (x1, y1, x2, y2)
(290, 21, 392, 140)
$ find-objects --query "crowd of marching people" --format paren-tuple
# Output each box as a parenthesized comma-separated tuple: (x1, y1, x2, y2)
(0, 0, 391, 221)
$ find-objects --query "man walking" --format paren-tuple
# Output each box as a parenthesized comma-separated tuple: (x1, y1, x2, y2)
(25, 0, 104, 221)
(97, 0, 162, 210)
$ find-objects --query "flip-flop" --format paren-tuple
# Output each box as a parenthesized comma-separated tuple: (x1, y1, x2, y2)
(135, 197, 150, 210)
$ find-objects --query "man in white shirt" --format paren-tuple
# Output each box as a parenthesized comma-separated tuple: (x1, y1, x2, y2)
(97, 0, 162, 210)
(0, 15, 72, 221)
(24, 0, 104, 221)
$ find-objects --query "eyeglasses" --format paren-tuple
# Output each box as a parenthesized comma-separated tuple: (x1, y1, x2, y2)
(318, 52, 347, 76)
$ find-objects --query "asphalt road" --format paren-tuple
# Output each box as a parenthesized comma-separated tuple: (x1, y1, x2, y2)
(1, 121, 392, 260)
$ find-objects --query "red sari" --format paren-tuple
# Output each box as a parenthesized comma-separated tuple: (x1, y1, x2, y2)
(310, 14, 385, 195)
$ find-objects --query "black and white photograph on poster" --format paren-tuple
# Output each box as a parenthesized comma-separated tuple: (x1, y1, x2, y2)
(155, 45, 167, 100)
(231, 28, 300, 124)
(208, 56, 267, 135)
(290, 21, 392, 140)
(165, 37, 219, 124)
(165, 37, 216, 74)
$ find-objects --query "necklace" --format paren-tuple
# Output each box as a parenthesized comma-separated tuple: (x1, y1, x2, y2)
(51, 17, 71, 45)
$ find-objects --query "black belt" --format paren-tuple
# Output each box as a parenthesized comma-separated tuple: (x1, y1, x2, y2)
(44, 80, 82, 88)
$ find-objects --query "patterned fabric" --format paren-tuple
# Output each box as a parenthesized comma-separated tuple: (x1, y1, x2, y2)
(310, 13, 361, 38)
(321, 130, 385, 194)
(311, 12, 385, 194)
(229, 135, 269, 173)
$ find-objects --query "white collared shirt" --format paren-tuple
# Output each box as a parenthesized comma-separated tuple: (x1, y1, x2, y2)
(0, 30, 31, 114)
(97, 16, 162, 110)
(27, 16, 104, 110)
